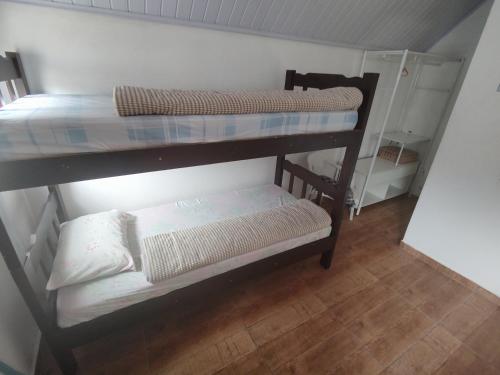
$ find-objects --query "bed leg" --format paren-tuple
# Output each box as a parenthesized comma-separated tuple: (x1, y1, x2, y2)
(46, 338, 77, 375)
(320, 249, 334, 269)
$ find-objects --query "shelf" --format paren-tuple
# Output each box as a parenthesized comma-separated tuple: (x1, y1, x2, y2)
(354, 157, 419, 180)
(378, 131, 430, 145)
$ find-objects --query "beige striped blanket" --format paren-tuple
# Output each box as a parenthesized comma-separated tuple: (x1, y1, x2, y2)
(141, 199, 331, 283)
(114, 86, 363, 117)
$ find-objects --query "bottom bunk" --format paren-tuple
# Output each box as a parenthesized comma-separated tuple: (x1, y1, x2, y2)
(0, 154, 353, 375)
(0, 156, 351, 375)
(56, 184, 332, 328)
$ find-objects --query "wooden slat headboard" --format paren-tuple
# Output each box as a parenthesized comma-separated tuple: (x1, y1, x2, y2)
(23, 191, 61, 322)
(0, 54, 20, 82)
(8, 185, 68, 329)
(284, 70, 379, 133)
(0, 52, 29, 106)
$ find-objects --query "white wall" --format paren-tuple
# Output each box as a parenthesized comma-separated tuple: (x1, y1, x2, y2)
(409, 0, 493, 194)
(404, 0, 500, 296)
(0, 1, 362, 95)
(0, 1, 364, 218)
(429, 0, 494, 58)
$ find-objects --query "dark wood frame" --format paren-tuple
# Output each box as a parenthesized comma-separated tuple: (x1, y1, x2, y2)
(0, 52, 378, 374)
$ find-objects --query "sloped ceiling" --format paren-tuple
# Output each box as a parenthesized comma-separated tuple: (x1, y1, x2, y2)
(7, 0, 484, 51)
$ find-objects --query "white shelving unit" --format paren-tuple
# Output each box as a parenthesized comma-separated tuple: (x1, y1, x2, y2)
(351, 49, 464, 216)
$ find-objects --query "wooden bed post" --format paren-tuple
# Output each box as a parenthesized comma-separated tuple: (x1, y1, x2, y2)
(320, 142, 361, 269)
(274, 155, 285, 186)
(274, 70, 296, 188)
(321, 73, 379, 269)
(283, 70, 379, 269)
(284, 70, 296, 91)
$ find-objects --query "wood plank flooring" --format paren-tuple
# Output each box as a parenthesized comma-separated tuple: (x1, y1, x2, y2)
(38, 197, 500, 375)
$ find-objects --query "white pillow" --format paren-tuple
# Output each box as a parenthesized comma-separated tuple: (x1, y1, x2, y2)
(46, 209, 135, 290)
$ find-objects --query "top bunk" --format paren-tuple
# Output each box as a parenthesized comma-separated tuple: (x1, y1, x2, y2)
(0, 52, 379, 191)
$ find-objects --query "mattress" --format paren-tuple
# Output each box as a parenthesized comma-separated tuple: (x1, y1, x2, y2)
(56, 185, 331, 327)
(0, 94, 358, 161)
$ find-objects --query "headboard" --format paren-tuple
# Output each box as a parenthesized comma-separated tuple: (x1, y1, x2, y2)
(26, 192, 60, 313)
(0, 185, 67, 330)
(0, 52, 29, 106)
(284, 70, 378, 132)
(28, 185, 68, 320)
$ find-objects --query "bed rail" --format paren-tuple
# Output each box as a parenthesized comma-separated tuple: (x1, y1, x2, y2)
(287, 160, 337, 197)
(0, 130, 362, 192)
(276, 159, 339, 203)
(274, 145, 365, 269)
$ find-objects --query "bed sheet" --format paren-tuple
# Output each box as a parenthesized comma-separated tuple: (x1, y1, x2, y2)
(0, 95, 358, 161)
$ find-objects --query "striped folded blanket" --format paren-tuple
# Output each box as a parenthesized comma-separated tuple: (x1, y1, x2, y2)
(114, 86, 363, 117)
(141, 199, 331, 283)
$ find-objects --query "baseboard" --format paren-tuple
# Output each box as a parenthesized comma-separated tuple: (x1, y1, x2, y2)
(400, 241, 500, 304)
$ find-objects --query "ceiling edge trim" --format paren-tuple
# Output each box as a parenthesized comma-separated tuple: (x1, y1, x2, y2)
(1, 0, 397, 52)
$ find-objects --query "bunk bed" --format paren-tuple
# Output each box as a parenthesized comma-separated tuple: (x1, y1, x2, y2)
(0, 51, 378, 375)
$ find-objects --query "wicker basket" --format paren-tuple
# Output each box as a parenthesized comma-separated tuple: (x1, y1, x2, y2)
(377, 146, 418, 164)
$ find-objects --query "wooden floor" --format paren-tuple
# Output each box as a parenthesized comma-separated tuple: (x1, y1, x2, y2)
(39, 197, 500, 375)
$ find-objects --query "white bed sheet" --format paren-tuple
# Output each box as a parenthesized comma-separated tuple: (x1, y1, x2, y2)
(57, 185, 331, 327)
(0, 95, 358, 161)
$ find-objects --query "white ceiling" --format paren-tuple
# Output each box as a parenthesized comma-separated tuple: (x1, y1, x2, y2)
(8, 0, 485, 51)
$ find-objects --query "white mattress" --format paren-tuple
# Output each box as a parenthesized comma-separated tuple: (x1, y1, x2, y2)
(57, 185, 331, 327)
(0, 95, 357, 161)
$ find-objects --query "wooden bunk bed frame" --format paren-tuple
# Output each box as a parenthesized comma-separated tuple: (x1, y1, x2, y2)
(0, 52, 378, 374)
